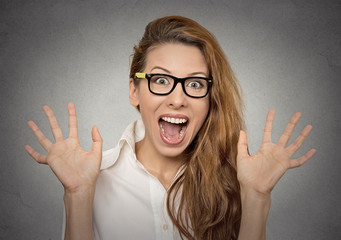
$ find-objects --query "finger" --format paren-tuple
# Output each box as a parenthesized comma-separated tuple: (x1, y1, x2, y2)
(90, 125, 103, 156)
(27, 120, 52, 151)
(24, 144, 48, 164)
(262, 109, 275, 144)
(237, 130, 249, 158)
(68, 102, 78, 139)
(286, 124, 313, 156)
(43, 105, 64, 142)
(289, 148, 316, 169)
(277, 112, 301, 147)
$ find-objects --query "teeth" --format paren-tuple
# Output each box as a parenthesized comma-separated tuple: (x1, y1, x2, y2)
(179, 126, 186, 137)
(161, 117, 187, 124)
(159, 122, 165, 134)
(160, 117, 188, 139)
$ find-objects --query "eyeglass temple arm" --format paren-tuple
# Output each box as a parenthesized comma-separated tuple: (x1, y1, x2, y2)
(134, 73, 146, 79)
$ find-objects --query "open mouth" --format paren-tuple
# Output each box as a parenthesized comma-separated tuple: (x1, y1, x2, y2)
(158, 116, 188, 145)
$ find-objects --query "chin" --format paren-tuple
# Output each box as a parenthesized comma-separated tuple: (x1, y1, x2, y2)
(156, 142, 187, 159)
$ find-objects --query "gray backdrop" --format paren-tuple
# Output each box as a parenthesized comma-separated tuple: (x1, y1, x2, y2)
(1, 0, 340, 239)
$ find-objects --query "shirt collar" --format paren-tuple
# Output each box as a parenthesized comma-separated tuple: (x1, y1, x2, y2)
(100, 118, 145, 170)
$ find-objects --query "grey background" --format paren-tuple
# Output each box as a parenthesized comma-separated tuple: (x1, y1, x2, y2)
(1, 0, 340, 239)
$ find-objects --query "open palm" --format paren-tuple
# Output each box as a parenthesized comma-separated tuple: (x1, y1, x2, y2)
(25, 103, 102, 193)
(237, 110, 316, 195)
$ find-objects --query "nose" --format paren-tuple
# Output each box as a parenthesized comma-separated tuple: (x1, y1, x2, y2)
(166, 82, 187, 109)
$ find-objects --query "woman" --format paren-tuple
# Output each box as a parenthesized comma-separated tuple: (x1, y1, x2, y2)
(25, 16, 316, 240)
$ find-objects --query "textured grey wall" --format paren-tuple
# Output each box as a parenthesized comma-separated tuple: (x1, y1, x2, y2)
(1, 0, 340, 239)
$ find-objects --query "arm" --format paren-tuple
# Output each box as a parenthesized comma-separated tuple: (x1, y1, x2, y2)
(238, 189, 270, 240)
(25, 103, 102, 240)
(236, 110, 316, 239)
(64, 187, 95, 240)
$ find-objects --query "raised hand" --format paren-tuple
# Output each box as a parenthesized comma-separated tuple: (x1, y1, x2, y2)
(237, 110, 316, 195)
(25, 102, 103, 193)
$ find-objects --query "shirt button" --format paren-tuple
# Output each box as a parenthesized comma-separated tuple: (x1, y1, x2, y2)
(163, 224, 169, 231)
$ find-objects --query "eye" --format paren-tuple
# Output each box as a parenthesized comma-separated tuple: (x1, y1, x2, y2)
(187, 80, 204, 89)
(154, 77, 170, 85)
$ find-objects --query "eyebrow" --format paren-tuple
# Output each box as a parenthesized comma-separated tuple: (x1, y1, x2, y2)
(151, 66, 171, 73)
(150, 66, 208, 77)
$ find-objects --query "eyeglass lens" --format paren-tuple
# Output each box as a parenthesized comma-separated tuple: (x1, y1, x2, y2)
(149, 75, 209, 97)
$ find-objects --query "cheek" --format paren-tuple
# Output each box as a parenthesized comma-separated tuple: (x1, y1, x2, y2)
(194, 99, 210, 129)
(203, 101, 210, 117)
(138, 94, 162, 122)
(201, 98, 210, 117)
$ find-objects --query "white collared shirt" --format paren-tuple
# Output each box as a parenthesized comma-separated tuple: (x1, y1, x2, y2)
(62, 119, 185, 240)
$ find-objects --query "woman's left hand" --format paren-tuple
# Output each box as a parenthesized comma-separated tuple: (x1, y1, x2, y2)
(237, 110, 316, 196)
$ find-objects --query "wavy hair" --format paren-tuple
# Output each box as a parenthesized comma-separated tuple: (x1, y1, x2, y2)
(129, 16, 244, 240)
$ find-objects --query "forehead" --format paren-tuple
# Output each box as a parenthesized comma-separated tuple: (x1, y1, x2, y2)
(144, 43, 208, 76)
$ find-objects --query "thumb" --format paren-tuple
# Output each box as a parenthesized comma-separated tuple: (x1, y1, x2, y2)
(237, 130, 249, 158)
(91, 125, 103, 155)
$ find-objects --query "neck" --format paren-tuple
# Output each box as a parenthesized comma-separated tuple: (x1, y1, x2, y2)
(135, 138, 185, 189)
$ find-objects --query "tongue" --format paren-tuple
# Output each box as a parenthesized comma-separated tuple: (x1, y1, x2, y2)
(161, 120, 182, 139)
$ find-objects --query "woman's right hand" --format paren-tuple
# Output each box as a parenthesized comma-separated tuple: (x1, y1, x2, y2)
(25, 102, 103, 194)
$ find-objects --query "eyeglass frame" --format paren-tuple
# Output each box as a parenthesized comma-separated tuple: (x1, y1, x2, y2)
(133, 72, 213, 98)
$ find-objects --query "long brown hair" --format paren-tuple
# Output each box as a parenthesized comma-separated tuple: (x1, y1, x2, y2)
(130, 16, 244, 240)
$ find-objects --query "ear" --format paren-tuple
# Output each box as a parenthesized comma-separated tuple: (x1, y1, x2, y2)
(129, 78, 140, 107)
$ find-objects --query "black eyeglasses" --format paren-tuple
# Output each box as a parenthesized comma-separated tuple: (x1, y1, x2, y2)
(134, 73, 212, 98)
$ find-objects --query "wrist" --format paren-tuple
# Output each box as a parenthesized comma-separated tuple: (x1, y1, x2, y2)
(63, 186, 95, 240)
(240, 186, 271, 204)
(238, 187, 271, 240)
(64, 185, 95, 203)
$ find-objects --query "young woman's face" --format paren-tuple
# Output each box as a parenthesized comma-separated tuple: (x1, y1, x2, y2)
(129, 43, 210, 158)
